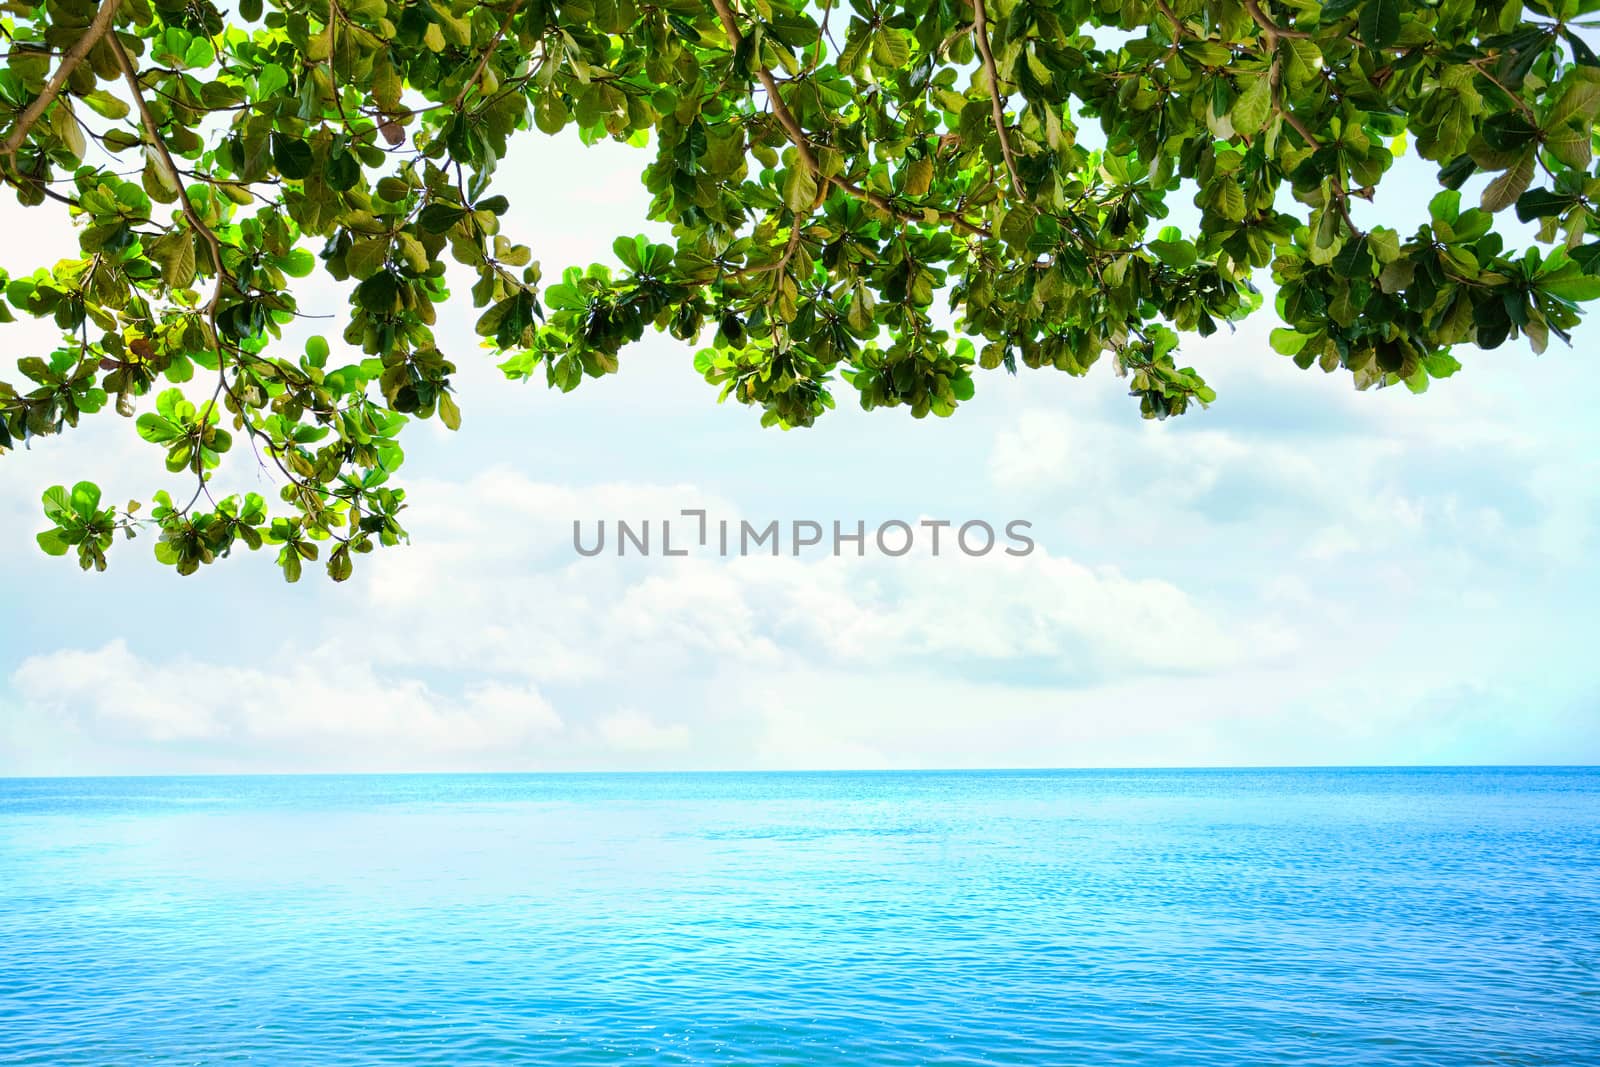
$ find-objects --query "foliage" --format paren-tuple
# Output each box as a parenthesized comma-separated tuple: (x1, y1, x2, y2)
(2, 0, 1598, 579)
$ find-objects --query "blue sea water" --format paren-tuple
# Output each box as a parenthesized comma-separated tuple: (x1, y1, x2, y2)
(0, 768, 1597, 1065)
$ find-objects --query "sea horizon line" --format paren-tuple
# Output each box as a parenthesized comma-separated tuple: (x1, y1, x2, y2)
(3, 763, 1597, 782)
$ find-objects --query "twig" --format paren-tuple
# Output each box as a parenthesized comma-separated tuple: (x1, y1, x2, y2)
(734, 219, 806, 278)
(109, 33, 228, 334)
(1262, 28, 1361, 236)
(1470, 56, 1536, 120)
(968, 0, 1022, 199)
(110, 32, 291, 514)
(323, 4, 356, 134)
(1242, 0, 1311, 40)
(708, 0, 992, 237)
(1155, 0, 1196, 40)
(450, 0, 524, 110)
(1276, 105, 1360, 232)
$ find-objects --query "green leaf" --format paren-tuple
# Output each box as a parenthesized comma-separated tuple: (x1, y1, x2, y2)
(1545, 126, 1592, 170)
(1333, 234, 1372, 276)
(613, 235, 645, 271)
(41, 485, 71, 523)
(281, 248, 316, 277)
(257, 63, 289, 99)
(142, 147, 179, 202)
(783, 165, 819, 214)
(1516, 188, 1578, 222)
(535, 93, 570, 134)
(137, 414, 181, 443)
(872, 28, 910, 69)
(1270, 328, 1309, 356)
(51, 103, 85, 160)
(1423, 352, 1462, 378)
(81, 91, 129, 120)
(271, 133, 313, 179)
(36, 529, 70, 556)
(1547, 78, 1600, 129)
(346, 238, 390, 280)
(1214, 178, 1245, 221)
(418, 203, 470, 233)
(185, 37, 216, 68)
(355, 271, 400, 312)
(1541, 272, 1600, 302)
(1148, 239, 1198, 269)
(1230, 74, 1272, 136)
(1368, 228, 1401, 263)
(70, 481, 102, 518)
(1358, 0, 1401, 49)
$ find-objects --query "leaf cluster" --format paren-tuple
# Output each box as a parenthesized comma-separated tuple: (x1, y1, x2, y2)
(2, 0, 1598, 578)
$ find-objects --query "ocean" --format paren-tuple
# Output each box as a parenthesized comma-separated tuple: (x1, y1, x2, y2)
(1, 768, 1596, 1064)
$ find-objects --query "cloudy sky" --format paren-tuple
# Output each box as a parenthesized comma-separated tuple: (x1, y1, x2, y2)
(1, 130, 1596, 776)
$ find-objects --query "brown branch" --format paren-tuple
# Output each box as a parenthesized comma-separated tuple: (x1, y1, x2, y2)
(1, 0, 123, 171)
(114, 35, 363, 520)
(1263, 32, 1361, 237)
(708, 0, 992, 238)
(1281, 107, 1321, 151)
(322, 4, 357, 135)
(1155, 0, 1196, 40)
(112, 30, 238, 513)
(450, 0, 524, 110)
(968, 0, 1022, 200)
(733, 219, 806, 279)
(1242, 0, 1311, 41)
(709, 0, 815, 167)
(1470, 56, 1536, 120)
(1274, 99, 1361, 232)
(109, 33, 228, 331)
(937, 21, 975, 56)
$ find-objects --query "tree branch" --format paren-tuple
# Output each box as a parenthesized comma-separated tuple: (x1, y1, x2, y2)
(707, 0, 992, 238)
(1264, 32, 1361, 236)
(113, 35, 362, 515)
(111, 31, 247, 513)
(1470, 56, 1537, 121)
(968, 0, 1022, 200)
(1242, 0, 1311, 41)
(1, 0, 123, 171)
(109, 32, 228, 332)
(450, 0, 524, 110)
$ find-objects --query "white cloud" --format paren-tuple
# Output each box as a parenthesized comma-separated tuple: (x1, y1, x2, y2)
(338, 467, 1286, 685)
(8, 639, 561, 773)
(595, 709, 691, 753)
(0, 464, 1301, 772)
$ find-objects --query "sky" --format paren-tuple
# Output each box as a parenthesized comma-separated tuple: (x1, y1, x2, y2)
(1, 128, 1597, 776)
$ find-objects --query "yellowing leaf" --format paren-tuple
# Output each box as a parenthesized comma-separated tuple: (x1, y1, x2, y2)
(151, 231, 197, 289)
(1481, 150, 1535, 213)
(437, 390, 461, 430)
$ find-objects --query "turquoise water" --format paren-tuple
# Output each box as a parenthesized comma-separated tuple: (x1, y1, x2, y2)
(1, 768, 1597, 1064)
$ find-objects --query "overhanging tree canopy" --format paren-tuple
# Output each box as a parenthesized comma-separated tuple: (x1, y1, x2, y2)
(2, 0, 1597, 579)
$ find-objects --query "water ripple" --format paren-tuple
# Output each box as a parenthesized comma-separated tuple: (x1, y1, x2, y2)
(1, 768, 1597, 1064)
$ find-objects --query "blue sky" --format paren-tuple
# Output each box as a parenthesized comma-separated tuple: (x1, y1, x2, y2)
(1, 131, 1597, 775)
